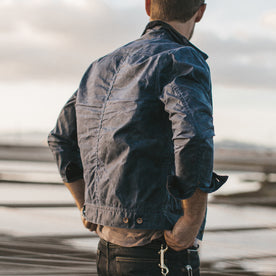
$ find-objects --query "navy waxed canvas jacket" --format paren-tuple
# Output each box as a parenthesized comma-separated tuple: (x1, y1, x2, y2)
(48, 21, 227, 240)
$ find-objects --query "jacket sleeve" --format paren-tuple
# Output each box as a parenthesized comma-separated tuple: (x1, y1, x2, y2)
(48, 91, 83, 183)
(160, 62, 227, 200)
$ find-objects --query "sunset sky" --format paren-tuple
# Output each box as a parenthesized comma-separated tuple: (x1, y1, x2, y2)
(0, 0, 276, 146)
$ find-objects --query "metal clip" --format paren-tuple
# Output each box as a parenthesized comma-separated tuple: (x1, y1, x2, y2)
(186, 265, 193, 276)
(158, 244, 169, 276)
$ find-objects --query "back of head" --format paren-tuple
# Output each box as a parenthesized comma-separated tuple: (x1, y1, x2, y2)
(151, 0, 205, 23)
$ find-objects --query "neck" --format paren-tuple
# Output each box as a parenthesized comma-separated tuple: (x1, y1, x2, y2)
(165, 20, 195, 40)
(150, 19, 195, 41)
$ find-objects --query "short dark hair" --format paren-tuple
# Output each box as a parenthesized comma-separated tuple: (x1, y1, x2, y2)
(151, 0, 205, 23)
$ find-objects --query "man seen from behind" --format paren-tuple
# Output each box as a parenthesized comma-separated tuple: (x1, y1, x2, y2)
(48, 0, 228, 275)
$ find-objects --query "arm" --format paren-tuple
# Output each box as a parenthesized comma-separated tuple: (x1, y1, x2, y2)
(64, 179, 85, 211)
(65, 179, 96, 231)
(48, 91, 96, 231)
(160, 51, 227, 249)
(160, 63, 220, 199)
(48, 91, 83, 183)
(164, 189, 207, 250)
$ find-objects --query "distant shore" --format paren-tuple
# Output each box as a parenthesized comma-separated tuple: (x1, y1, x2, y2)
(1, 141, 276, 174)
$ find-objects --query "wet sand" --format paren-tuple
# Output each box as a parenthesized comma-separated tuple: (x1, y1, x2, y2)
(0, 145, 276, 275)
(1, 203, 275, 276)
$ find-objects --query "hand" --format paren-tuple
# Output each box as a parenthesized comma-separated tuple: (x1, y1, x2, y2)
(80, 207, 97, 232)
(164, 216, 199, 251)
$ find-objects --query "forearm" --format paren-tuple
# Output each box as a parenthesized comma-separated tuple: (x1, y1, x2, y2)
(65, 179, 97, 232)
(64, 179, 85, 211)
(164, 188, 208, 250)
(181, 188, 207, 227)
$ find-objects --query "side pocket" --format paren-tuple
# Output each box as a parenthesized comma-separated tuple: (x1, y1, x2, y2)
(168, 247, 200, 276)
(116, 257, 160, 276)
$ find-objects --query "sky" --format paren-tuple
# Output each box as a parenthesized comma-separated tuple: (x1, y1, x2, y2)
(0, 0, 276, 146)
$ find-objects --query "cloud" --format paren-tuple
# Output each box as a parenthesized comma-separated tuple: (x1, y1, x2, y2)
(0, 0, 275, 91)
(194, 32, 276, 90)
(262, 11, 276, 31)
(0, 0, 147, 82)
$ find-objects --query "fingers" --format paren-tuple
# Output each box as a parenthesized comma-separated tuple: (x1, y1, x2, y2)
(164, 231, 183, 251)
(81, 216, 97, 232)
(164, 230, 194, 251)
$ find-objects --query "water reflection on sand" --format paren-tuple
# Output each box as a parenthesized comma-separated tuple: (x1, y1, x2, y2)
(0, 160, 275, 275)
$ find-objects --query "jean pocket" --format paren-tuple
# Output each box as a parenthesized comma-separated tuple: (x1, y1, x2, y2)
(166, 247, 200, 275)
(116, 257, 160, 276)
(171, 265, 200, 276)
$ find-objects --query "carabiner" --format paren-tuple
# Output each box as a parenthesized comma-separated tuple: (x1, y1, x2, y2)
(186, 265, 193, 276)
(158, 244, 169, 276)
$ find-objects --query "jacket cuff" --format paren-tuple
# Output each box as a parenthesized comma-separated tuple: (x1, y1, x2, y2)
(61, 162, 83, 183)
(200, 172, 228, 193)
(167, 172, 228, 200)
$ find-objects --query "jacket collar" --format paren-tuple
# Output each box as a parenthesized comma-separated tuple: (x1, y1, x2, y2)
(142, 20, 208, 60)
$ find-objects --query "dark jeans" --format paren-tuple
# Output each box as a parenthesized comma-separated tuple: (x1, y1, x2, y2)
(97, 238, 200, 276)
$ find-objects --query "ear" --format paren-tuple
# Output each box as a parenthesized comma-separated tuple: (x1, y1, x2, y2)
(145, 0, 151, 17)
(195, 4, 206, 23)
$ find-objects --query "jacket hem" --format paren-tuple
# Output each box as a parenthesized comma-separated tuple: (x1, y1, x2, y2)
(83, 203, 174, 230)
